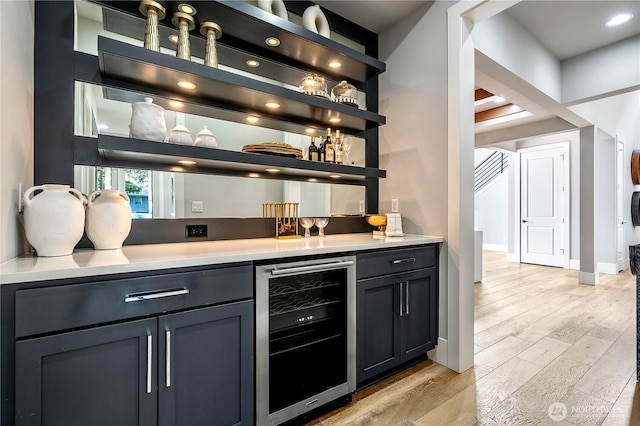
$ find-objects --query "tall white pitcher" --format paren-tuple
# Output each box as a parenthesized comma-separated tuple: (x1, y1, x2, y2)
(22, 184, 85, 256)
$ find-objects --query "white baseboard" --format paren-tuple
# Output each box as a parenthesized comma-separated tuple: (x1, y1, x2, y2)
(578, 271, 599, 285)
(427, 337, 448, 366)
(506, 253, 519, 263)
(482, 244, 507, 252)
(597, 262, 618, 275)
(569, 259, 580, 270)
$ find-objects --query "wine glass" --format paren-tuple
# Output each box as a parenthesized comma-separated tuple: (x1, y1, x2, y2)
(314, 217, 329, 237)
(342, 135, 353, 165)
(300, 217, 315, 238)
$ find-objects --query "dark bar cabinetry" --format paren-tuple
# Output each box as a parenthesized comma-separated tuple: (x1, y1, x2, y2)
(356, 245, 438, 386)
(11, 265, 254, 426)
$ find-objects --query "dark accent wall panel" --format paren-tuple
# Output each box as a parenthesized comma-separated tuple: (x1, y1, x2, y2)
(35, 1, 75, 185)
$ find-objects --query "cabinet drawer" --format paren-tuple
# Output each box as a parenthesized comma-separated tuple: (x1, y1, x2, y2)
(356, 245, 437, 279)
(15, 265, 252, 338)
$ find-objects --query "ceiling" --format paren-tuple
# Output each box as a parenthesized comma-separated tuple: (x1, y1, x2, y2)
(316, 0, 640, 136)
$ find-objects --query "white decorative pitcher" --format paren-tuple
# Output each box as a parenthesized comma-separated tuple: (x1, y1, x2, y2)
(129, 97, 166, 142)
(22, 184, 85, 257)
(85, 190, 132, 250)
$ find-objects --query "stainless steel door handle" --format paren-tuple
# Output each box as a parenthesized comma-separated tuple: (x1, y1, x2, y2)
(270, 260, 354, 276)
(405, 281, 409, 315)
(399, 282, 403, 317)
(125, 289, 189, 302)
(166, 330, 171, 388)
(147, 335, 152, 394)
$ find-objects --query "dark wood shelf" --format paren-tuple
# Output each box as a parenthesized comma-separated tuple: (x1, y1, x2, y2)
(94, 0, 385, 85)
(76, 135, 386, 184)
(98, 37, 385, 134)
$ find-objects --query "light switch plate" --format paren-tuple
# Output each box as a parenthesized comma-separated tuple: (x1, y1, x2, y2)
(391, 199, 399, 212)
(191, 201, 203, 213)
(359, 200, 365, 213)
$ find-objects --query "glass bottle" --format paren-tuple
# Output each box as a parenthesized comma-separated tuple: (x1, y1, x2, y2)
(323, 128, 335, 163)
(308, 135, 320, 161)
(335, 130, 344, 165)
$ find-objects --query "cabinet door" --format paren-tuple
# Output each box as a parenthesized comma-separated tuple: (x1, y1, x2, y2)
(158, 300, 254, 426)
(356, 274, 401, 384)
(15, 318, 157, 426)
(401, 267, 437, 361)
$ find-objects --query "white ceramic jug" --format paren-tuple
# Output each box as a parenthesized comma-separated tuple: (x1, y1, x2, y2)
(85, 190, 132, 250)
(129, 97, 166, 142)
(22, 184, 85, 257)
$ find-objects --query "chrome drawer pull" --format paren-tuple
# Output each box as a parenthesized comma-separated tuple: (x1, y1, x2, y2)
(399, 282, 403, 317)
(166, 330, 171, 388)
(405, 281, 410, 315)
(147, 335, 152, 394)
(125, 289, 189, 302)
(392, 257, 416, 264)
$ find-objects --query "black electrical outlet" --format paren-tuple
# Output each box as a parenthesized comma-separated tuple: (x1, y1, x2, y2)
(186, 224, 208, 238)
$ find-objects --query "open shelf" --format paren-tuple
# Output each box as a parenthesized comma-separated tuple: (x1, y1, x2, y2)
(98, 36, 385, 134)
(76, 135, 386, 184)
(94, 0, 385, 84)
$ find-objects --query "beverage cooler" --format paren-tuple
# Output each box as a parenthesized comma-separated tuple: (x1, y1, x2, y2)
(255, 256, 356, 425)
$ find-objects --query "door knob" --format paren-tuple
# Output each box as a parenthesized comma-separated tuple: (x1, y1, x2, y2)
(522, 220, 528, 223)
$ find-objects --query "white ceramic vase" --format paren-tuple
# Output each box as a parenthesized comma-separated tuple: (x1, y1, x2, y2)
(85, 190, 132, 250)
(22, 184, 86, 257)
(129, 97, 167, 142)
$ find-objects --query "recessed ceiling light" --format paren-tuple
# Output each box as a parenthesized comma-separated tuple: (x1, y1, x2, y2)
(98, 123, 109, 130)
(329, 117, 341, 123)
(168, 100, 184, 108)
(177, 81, 196, 90)
(177, 3, 196, 15)
(266, 168, 280, 173)
(329, 175, 341, 179)
(265, 102, 280, 109)
(246, 59, 260, 68)
(246, 116, 260, 124)
(305, 128, 316, 134)
(308, 178, 318, 182)
(178, 160, 197, 165)
(168, 34, 179, 43)
(328, 61, 342, 69)
(265, 37, 281, 47)
(606, 13, 633, 27)
(248, 173, 260, 178)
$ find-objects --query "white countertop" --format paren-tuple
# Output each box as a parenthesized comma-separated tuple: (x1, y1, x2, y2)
(0, 233, 443, 285)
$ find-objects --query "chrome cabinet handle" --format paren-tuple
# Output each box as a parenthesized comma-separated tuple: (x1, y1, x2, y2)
(405, 281, 410, 315)
(392, 257, 416, 264)
(146, 335, 152, 394)
(166, 330, 171, 388)
(270, 260, 354, 276)
(399, 282, 403, 317)
(125, 288, 189, 302)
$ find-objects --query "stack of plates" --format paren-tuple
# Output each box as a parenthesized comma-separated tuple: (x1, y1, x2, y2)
(242, 142, 303, 158)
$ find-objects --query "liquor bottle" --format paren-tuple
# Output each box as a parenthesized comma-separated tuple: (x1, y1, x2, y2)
(308, 135, 320, 161)
(335, 130, 344, 165)
(323, 128, 335, 163)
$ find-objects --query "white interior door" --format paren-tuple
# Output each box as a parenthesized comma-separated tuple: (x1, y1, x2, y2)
(616, 137, 625, 271)
(520, 146, 567, 267)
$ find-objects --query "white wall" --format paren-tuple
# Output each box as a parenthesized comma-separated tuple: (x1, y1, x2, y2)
(475, 172, 508, 251)
(595, 131, 617, 268)
(473, 11, 562, 102)
(562, 36, 640, 104)
(379, 0, 451, 361)
(0, 1, 34, 264)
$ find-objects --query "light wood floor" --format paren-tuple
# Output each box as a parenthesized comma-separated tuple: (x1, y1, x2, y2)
(309, 251, 640, 425)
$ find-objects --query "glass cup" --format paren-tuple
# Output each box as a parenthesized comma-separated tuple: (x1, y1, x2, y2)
(300, 217, 315, 237)
(314, 217, 329, 237)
